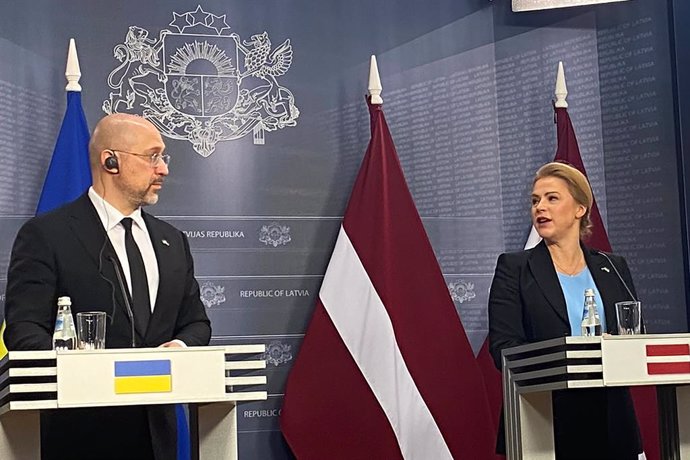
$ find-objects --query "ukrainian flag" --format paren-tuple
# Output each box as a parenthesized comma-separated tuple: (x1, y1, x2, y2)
(114, 359, 172, 394)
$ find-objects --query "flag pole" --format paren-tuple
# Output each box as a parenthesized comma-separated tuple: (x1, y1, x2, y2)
(65, 38, 82, 92)
(554, 61, 567, 108)
(368, 55, 382, 104)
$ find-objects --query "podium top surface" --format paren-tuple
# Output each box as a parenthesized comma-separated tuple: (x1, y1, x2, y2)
(0, 345, 268, 413)
(502, 333, 690, 357)
(3, 344, 265, 361)
(501, 333, 690, 392)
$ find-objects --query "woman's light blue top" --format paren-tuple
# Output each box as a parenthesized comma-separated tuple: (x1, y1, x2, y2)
(557, 267, 607, 336)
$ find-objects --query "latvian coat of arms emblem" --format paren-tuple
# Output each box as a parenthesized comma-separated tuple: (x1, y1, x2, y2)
(103, 5, 299, 157)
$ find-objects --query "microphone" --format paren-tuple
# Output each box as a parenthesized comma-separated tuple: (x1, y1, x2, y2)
(595, 250, 637, 302)
(107, 255, 137, 348)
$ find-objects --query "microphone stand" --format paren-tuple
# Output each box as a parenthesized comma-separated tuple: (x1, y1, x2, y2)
(596, 251, 638, 302)
(108, 256, 137, 348)
(596, 250, 645, 333)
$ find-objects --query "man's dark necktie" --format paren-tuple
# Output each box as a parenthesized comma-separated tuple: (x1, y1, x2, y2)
(121, 218, 151, 335)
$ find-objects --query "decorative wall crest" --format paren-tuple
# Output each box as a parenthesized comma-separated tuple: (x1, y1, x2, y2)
(103, 5, 299, 157)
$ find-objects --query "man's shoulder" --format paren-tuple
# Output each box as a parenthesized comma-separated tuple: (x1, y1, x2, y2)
(142, 212, 184, 237)
(23, 195, 89, 228)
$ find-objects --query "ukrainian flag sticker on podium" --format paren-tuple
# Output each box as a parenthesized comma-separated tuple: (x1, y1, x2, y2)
(114, 359, 172, 394)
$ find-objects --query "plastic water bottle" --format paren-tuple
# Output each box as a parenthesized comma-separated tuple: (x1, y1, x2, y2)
(53, 296, 77, 350)
(581, 288, 602, 337)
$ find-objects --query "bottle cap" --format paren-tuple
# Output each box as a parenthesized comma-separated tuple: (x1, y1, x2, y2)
(584, 288, 595, 297)
(57, 296, 71, 306)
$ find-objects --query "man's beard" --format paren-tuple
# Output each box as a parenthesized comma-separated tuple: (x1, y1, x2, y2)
(124, 181, 161, 208)
(141, 191, 159, 206)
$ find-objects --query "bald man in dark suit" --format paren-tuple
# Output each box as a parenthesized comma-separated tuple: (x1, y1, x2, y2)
(5, 114, 211, 460)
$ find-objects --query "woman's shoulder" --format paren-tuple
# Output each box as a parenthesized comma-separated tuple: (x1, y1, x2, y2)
(497, 248, 532, 266)
(584, 247, 628, 265)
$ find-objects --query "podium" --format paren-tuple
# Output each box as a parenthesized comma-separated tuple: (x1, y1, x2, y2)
(0, 345, 267, 460)
(502, 334, 690, 460)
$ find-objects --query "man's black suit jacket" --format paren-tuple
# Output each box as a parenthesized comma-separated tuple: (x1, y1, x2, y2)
(489, 240, 642, 459)
(4, 193, 211, 460)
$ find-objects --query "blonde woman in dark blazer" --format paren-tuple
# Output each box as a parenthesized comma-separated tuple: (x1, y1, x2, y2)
(489, 162, 642, 459)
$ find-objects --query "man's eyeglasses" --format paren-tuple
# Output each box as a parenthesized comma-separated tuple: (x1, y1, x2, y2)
(109, 149, 171, 167)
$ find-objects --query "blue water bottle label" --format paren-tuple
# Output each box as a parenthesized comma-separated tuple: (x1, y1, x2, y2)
(55, 317, 64, 332)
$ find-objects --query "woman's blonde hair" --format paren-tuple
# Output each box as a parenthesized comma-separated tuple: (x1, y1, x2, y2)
(534, 162, 594, 238)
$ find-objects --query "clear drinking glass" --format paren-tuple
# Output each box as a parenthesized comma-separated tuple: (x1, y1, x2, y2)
(615, 301, 642, 335)
(76, 311, 107, 349)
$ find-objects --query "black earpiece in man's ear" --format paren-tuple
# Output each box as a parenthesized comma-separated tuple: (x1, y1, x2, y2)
(104, 151, 119, 173)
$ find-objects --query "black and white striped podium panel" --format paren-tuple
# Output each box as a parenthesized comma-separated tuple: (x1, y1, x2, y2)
(502, 334, 690, 460)
(0, 345, 267, 460)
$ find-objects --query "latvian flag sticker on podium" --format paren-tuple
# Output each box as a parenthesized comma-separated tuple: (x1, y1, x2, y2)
(646, 344, 690, 375)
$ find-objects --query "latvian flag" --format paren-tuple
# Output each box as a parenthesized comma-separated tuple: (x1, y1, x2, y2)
(647, 344, 690, 375)
(280, 99, 495, 459)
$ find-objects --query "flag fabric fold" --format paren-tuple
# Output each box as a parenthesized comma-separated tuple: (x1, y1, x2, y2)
(36, 91, 91, 215)
(281, 99, 495, 459)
